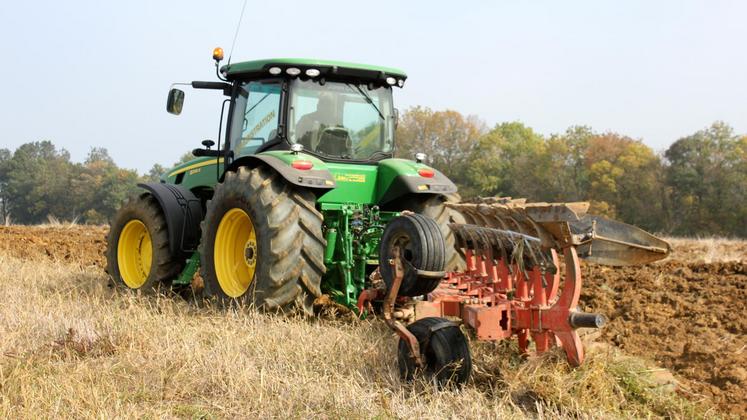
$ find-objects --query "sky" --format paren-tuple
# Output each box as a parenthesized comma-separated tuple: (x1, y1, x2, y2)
(0, 0, 745, 173)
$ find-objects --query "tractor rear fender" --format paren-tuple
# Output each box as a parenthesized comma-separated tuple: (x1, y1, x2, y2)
(225, 152, 337, 196)
(376, 158, 457, 206)
(136, 183, 203, 258)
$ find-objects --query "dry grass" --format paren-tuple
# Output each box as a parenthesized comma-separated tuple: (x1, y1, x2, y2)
(663, 237, 747, 263)
(0, 253, 718, 419)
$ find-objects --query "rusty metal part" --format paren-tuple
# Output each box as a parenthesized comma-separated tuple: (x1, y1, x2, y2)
(449, 224, 557, 274)
(356, 268, 386, 316)
(447, 198, 671, 266)
(415, 223, 605, 366)
(356, 288, 382, 315)
(385, 196, 670, 373)
(383, 248, 424, 367)
(570, 215, 671, 265)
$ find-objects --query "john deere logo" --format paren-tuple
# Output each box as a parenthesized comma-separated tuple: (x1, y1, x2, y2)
(334, 174, 366, 183)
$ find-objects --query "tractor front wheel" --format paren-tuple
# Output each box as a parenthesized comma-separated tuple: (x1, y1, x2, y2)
(106, 193, 183, 292)
(199, 166, 325, 315)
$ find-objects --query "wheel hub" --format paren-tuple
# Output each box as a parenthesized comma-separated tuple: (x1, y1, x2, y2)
(244, 239, 257, 267)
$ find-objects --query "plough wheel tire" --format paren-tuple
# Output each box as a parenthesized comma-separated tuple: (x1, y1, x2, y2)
(199, 166, 325, 315)
(398, 317, 472, 387)
(399, 194, 466, 272)
(106, 193, 182, 292)
(380, 214, 445, 297)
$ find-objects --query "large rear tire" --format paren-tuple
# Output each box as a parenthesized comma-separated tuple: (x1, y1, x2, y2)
(399, 194, 466, 272)
(106, 193, 183, 292)
(199, 166, 325, 315)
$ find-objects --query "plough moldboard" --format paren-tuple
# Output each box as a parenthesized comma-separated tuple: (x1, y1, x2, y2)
(367, 198, 671, 386)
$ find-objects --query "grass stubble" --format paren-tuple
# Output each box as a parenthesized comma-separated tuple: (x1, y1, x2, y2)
(0, 251, 721, 419)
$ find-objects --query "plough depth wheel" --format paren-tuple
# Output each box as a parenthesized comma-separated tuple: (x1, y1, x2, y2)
(398, 317, 472, 388)
(379, 214, 446, 297)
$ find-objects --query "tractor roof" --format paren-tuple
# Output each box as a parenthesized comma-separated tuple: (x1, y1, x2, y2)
(222, 58, 407, 83)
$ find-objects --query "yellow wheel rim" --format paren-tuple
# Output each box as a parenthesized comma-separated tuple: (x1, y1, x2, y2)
(117, 220, 153, 288)
(214, 208, 257, 297)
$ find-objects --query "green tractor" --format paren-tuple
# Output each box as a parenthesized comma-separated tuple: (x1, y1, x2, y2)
(106, 49, 463, 314)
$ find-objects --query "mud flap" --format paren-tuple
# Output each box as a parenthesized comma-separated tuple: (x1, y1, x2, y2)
(137, 183, 203, 258)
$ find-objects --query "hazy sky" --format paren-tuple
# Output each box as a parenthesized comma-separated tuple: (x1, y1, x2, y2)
(1, 0, 744, 173)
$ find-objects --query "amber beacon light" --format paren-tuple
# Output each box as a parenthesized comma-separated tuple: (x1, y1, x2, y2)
(212, 47, 224, 62)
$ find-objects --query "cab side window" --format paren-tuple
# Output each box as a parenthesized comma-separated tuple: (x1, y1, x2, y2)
(231, 81, 281, 157)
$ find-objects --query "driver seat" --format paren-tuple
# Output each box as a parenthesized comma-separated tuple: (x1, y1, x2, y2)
(316, 127, 351, 157)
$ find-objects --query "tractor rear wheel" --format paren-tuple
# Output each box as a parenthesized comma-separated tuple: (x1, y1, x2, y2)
(106, 193, 183, 292)
(399, 194, 466, 272)
(199, 166, 325, 315)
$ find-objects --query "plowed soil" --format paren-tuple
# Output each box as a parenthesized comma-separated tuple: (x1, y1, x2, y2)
(1, 225, 745, 414)
(580, 259, 747, 414)
(0, 225, 107, 268)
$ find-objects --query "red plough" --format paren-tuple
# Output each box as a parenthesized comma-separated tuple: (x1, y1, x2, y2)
(372, 200, 670, 386)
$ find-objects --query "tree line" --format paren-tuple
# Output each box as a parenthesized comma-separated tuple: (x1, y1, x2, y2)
(396, 107, 746, 237)
(1, 110, 744, 237)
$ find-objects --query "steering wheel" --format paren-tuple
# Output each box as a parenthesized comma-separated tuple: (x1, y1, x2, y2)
(316, 126, 352, 157)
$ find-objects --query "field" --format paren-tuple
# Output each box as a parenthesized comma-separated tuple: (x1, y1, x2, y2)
(0, 225, 744, 418)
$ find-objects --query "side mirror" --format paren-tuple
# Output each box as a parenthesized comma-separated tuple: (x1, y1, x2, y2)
(166, 88, 185, 115)
(393, 108, 399, 129)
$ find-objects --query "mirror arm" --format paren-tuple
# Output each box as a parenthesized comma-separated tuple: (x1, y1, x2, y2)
(191, 81, 232, 96)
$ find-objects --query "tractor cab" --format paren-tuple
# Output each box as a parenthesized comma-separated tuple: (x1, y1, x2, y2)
(164, 53, 456, 210)
(168, 54, 406, 166)
(229, 72, 397, 162)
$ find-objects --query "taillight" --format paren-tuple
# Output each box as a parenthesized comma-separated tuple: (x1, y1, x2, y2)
(291, 160, 313, 170)
(418, 168, 434, 178)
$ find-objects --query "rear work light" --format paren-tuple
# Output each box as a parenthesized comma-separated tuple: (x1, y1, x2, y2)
(418, 168, 434, 178)
(292, 160, 313, 170)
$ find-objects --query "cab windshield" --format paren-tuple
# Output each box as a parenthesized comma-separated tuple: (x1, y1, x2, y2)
(288, 79, 394, 159)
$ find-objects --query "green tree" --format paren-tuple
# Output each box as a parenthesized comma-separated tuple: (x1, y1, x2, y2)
(146, 163, 167, 182)
(73, 148, 139, 224)
(543, 126, 594, 201)
(396, 107, 486, 190)
(665, 122, 747, 236)
(0, 148, 11, 224)
(85, 147, 115, 165)
(466, 122, 546, 199)
(1, 141, 78, 224)
(585, 134, 665, 230)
